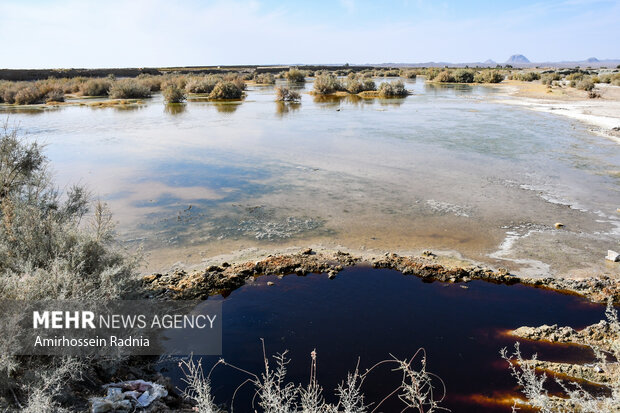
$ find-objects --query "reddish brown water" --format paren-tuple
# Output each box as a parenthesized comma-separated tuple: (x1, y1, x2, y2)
(161, 267, 607, 412)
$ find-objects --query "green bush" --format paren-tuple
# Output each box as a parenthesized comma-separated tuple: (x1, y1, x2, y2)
(346, 77, 376, 94)
(453, 69, 475, 83)
(286, 68, 306, 83)
(209, 81, 243, 99)
(378, 80, 408, 97)
(513, 72, 541, 81)
(108, 79, 151, 99)
(313, 73, 343, 95)
(474, 70, 504, 83)
(163, 84, 186, 103)
(275, 86, 301, 102)
(434, 70, 455, 83)
(425, 68, 441, 80)
(79, 78, 111, 96)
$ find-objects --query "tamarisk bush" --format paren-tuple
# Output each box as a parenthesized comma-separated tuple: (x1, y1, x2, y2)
(0, 122, 139, 410)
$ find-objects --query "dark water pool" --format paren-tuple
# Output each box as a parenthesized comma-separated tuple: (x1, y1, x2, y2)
(162, 267, 606, 412)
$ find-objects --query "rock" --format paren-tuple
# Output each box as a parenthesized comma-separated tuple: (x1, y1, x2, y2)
(328, 270, 337, 279)
(267, 281, 275, 286)
(302, 248, 313, 255)
(606, 250, 620, 262)
(554, 222, 565, 229)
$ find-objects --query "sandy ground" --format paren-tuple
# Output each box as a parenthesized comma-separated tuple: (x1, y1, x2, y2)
(493, 80, 620, 143)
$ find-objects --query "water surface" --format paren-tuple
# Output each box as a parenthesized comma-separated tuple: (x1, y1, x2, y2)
(3, 78, 619, 276)
(161, 267, 606, 412)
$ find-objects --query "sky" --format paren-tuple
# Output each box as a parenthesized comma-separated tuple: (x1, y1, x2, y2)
(0, 0, 618, 68)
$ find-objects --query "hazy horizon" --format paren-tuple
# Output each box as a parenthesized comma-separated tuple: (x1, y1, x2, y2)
(1, 0, 619, 69)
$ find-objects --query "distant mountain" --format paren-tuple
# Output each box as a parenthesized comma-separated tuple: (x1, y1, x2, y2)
(586, 57, 599, 63)
(506, 54, 530, 64)
(484, 59, 496, 65)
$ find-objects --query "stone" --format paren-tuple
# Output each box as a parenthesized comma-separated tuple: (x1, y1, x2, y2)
(554, 222, 564, 229)
(267, 281, 275, 286)
(606, 250, 620, 262)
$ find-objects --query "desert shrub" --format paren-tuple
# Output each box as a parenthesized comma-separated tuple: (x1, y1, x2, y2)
(286, 68, 306, 83)
(434, 70, 455, 83)
(61, 77, 86, 93)
(161, 74, 187, 91)
(163, 84, 186, 103)
(378, 80, 408, 97)
(541, 73, 561, 85)
(254, 73, 276, 85)
(346, 77, 376, 94)
(137, 74, 163, 92)
(275, 86, 301, 102)
(566, 72, 584, 81)
(424, 68, 441, 81)
(513, 72, 541, 81)
(474, 70, 504, 83)
(79, 78, 111, 96)
(313, 73, 343, 95)
(183, 342, 447, 412)
(223, 73, 246, 91)
(209, 81, 243, 99)
(185, 76, 219, 94)
(588, 90, 601, 98)
(400, 69, 418, 79)
(14, 85, 47, 105)
(0, 82, 18, 104)
(453, 69, 475, 83)
(576, 79, 594, 91)
(0, 122, 139, 410)
(178, 355, 219, 413)
(45, 88, 65, 103)
(599, 74, 612, 84)
(108, 79, 151, 99)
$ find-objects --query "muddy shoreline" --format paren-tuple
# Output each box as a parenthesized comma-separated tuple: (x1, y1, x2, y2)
(142, 248, 620, 303)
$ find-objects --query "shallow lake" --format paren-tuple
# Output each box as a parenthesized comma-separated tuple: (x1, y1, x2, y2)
(160, 267, 606, 412)
(2, 77, 619, 277)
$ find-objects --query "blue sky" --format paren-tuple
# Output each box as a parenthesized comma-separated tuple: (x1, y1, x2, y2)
(0, 0, 618, 68)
